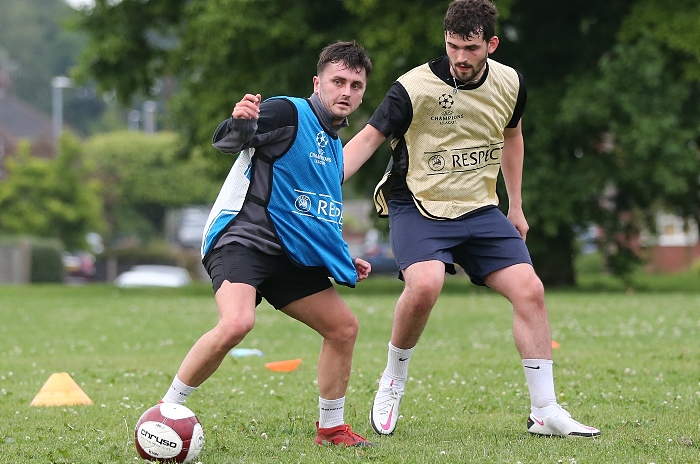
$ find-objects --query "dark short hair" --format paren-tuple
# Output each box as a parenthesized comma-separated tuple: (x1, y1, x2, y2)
(444, 0, 498, 42)
(317, 40, 372, 79)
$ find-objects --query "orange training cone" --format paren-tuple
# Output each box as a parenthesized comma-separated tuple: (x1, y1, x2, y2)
(30, 372, 93, 406)
(552, 340, 561, 349)
(265, 359, 302, 372)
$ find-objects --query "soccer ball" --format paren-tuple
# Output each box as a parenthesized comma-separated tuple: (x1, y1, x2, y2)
(134, 403, 204, 463)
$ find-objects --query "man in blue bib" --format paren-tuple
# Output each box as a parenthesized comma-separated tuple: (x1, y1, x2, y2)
(160, 41, 375, 447)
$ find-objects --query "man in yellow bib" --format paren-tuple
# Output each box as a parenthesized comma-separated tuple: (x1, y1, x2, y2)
(344, 0, 600, 438)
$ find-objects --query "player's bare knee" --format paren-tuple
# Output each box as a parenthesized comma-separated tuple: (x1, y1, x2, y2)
(327, 314, 359, 343)
(341, 314, 360, 342)
(216, 319, 255, 349)
(527, 275, 545, 304)
(517, 275, 545, 309)
(405, 279, 442, 306)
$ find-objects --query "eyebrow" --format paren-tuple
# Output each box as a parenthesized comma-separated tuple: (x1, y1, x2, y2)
(446, 39, 485, 49)
(329, 74, 366, 85)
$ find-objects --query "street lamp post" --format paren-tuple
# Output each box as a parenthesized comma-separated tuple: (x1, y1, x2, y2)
(51, 76, 72, 142)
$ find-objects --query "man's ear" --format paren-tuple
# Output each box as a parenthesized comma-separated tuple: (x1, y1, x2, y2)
(488, 36, 500, 54)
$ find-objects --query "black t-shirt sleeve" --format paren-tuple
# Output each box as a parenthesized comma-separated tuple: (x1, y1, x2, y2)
(242, 97, 297, 153)
(211, 98, 297, 153)
(506, 71, 527, 128)
(256, 98, 297, 135)
(367, 82, 413, 138)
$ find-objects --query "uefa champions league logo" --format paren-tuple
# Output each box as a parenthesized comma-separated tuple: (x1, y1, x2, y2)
(295, 195, 312, 213)
(315, 131, 328, 155)
(315, 131, 328, 148)
(438, 94, 454, 109)
(310, 131, 332, 166)
(431, 94, 463, 125)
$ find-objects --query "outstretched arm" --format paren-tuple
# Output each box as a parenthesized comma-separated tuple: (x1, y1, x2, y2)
(343, 124, 387, 182)
(501, 120, 529, 240)
(212, 93, 262, 154)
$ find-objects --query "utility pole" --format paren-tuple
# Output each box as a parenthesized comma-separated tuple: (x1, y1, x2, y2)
(51, 76, 72, 143)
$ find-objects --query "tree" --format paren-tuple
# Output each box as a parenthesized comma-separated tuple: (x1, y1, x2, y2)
(73, 0, 513, 189)
(619, 0, 700, 82)
(82, 131, 220, 244)
(482, 0, 639, 285)
(559, 35, 700, 277)
(73, 0, 700, 284)
(72, 0, 187, 106)
(0, 135, 104, 250)
(349, 0, 699, 284)
(74, 0, 362, 175)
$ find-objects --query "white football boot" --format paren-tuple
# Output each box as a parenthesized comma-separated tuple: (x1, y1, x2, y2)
(369, 380, 403, 435)
(527, 405, 600, 437)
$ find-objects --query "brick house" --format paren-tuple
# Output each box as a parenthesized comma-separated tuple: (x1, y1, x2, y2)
(639, 213, 700, 273)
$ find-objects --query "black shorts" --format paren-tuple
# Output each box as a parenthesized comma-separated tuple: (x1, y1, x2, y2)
(388, 200, 532, 286)
(203, 243, 333, 309)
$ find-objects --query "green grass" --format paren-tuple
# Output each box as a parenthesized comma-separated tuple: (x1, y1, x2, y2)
(0, 277, 699, 463)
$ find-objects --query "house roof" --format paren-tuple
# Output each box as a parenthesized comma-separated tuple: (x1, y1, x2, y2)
(0, 93, 53, 142)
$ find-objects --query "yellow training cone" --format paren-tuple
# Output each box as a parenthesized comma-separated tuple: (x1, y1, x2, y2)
(30, 372, 93, 406)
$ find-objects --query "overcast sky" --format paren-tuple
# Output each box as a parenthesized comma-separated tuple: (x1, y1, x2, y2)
(65, 0, 95, 9)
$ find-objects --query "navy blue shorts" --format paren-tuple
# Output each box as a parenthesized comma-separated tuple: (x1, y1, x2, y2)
(203, 243, 332, 309)
(388, 201, 532, 286)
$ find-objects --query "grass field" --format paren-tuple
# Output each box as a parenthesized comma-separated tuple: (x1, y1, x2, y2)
(0, 276, 698, 463)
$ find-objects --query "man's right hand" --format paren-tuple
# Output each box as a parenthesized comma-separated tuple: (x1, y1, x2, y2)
(232, 94, 261, 120)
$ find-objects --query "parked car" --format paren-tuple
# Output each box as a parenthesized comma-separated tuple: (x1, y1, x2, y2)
(62, 251, 96, 282)
(114, 265, 191, 288)
(361, 243, 399, 275)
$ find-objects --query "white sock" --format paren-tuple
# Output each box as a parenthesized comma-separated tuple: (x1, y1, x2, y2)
(379, 342, 414, 390)
(318, 396, 345, 429)
(162, 375, 197, 404)
(522, 359, 557, 411)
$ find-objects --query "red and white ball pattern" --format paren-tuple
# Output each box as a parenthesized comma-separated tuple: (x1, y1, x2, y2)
(135, 403, 204, 463)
